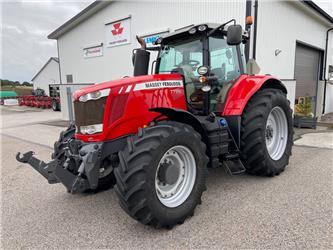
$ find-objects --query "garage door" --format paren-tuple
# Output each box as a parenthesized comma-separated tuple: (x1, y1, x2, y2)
(294, 43, 321, 118)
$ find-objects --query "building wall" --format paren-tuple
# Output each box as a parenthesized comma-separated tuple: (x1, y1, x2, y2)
(256, 0, 333, 114)
(56, 0, 333, 119)
(32, 59, 60, 96)
(57, 0, 246, 84)
(325, 83, 333, 113)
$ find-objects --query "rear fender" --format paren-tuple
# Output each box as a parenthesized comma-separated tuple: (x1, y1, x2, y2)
(222, 75, 287, 116)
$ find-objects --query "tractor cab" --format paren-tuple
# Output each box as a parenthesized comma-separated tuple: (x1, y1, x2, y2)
(136, 22, 249, 115)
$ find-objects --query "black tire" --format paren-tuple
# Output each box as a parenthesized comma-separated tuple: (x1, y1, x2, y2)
(52, 99, 60, 111)
(240, 88, 293, 176)
(52, 125, 116, 191)
(114, 121, 208, 229)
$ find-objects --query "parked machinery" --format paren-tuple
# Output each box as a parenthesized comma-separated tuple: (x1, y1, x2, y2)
(17, 20, 293, 229)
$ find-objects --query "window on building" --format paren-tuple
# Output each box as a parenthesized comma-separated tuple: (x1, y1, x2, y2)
(66, 74, 73, 83)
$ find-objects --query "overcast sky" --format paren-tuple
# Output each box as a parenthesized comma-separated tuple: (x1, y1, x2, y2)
(1, 0, 332, 83)
(1, 0, 94, 82)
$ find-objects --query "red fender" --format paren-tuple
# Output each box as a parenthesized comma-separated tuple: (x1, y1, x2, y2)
(222, 75, 287, 116)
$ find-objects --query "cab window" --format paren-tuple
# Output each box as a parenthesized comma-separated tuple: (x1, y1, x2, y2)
(209, 36, 240, 111)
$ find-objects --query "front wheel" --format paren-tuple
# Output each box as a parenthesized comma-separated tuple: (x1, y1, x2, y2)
(114, 121, 208, 228)
(240, 88, 293, 176)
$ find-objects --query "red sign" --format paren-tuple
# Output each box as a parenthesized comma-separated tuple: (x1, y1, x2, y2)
(105, 18, 131, 47)
(111, 22, 124, 36)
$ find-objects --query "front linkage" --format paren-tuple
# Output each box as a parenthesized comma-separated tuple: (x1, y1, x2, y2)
(16, 143, 101, 193)
(16, 128, 127, 193)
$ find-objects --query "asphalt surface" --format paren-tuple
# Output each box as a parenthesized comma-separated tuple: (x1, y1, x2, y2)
(1, 106, 333, 249)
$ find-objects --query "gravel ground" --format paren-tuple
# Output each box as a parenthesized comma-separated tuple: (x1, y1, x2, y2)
(1, 106, 333, 249)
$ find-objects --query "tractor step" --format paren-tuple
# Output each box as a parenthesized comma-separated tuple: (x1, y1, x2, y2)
(224, 152, 239, 160)
(223, 156, 246, 175)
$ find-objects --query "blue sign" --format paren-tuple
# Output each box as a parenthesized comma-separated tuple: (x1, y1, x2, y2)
(144, 35, 160, 46)
(143, 32, 168, 46)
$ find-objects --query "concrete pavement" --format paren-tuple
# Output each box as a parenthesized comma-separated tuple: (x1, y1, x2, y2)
(1, 106, 333, 249)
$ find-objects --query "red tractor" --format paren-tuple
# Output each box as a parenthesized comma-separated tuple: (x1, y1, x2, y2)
(17, 21, 293, 228)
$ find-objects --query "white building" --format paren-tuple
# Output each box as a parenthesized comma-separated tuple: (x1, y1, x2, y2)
(32, 57, 60, 96)
(47, 0, 333, 120)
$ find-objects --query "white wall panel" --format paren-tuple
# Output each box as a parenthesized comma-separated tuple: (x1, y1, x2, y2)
(282, 80, 296, 112)
(256, 1, 332, 80)
(32, 59, 60, 96)
(325, 83, 333, 114)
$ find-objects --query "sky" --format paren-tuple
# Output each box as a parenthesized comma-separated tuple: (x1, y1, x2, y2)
(1, 0, 94, 83)
(1, 0, 333, 83)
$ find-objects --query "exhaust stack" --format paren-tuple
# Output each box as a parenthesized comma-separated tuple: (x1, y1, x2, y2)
(133, 36, 150, 76)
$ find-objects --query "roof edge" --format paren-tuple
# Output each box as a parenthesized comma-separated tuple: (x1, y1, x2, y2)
(48, 1, 111, 39)
(301, 0, 333, 24)
(31, 57, 59, 81)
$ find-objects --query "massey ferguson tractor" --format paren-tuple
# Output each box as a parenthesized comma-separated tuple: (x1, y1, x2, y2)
(17, 20, 293, 229)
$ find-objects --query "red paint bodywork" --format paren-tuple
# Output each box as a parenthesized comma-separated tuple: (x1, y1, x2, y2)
(222, 74, 281, 116)
(73, 74, 186, 142)
(73, 73, 282, 142)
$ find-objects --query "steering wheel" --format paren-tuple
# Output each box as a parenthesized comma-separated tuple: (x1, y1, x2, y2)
(188, 60, 200, 67)
(176, 60, 201, 68)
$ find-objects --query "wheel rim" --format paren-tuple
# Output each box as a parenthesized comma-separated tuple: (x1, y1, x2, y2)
(265, 106, 288, 161)
(155, 145, 196, 208)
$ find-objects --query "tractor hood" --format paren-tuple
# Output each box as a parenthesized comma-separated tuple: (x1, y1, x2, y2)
(73, 74, 182, 101)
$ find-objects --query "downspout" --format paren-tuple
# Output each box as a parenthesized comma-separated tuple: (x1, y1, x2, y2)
(322, 27, 333, 114)
(252, 0, 258, 60)
(56, 40, 62, 84)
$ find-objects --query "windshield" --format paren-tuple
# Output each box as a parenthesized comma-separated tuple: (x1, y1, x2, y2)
(156, 35, 243, 113)
(157, 38, 204, 108)
(158, 38, 203, 75)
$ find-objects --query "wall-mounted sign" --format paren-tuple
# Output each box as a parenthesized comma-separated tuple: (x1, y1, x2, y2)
(141, 31, 169, 47)
(105, 17, 131, 48)
(83, 44, 103, 58)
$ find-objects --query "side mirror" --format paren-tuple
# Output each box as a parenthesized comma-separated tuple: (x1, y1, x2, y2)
(132, 50, 136, 66)
(133, 49, 150, 76)
(227, 24, 243, 45)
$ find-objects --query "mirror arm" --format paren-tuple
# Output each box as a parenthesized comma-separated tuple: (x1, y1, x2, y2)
(146, 46, 160, 51)
(207, 19, 236, 37)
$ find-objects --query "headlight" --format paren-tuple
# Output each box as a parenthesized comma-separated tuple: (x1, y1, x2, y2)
(80, 124, 103, 135)
(79, 88, 110, 102)
(197, 65, 209, 75)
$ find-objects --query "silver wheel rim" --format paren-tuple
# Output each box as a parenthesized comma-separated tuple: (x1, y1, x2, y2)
(265, 106, 288, 161)
(155, 145, 196, 208)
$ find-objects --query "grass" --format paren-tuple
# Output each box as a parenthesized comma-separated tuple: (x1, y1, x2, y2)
(1, 85, 33, 96)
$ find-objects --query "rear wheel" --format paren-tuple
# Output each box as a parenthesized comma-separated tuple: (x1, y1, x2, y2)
(114, 121, 208, 228)
(52, 99, 60, 111)
(240, 88, 293, 176)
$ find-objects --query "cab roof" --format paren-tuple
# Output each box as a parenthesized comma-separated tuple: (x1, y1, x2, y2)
(157, 23, 248, 45)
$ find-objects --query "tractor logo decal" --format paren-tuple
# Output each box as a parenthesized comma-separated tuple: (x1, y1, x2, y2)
(111, 22, 124, 36)
(106, 18, 130, 47)
(133, 80, 183, 91)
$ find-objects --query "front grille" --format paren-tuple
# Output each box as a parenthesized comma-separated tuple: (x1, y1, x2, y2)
(74, 97, 107, 130)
